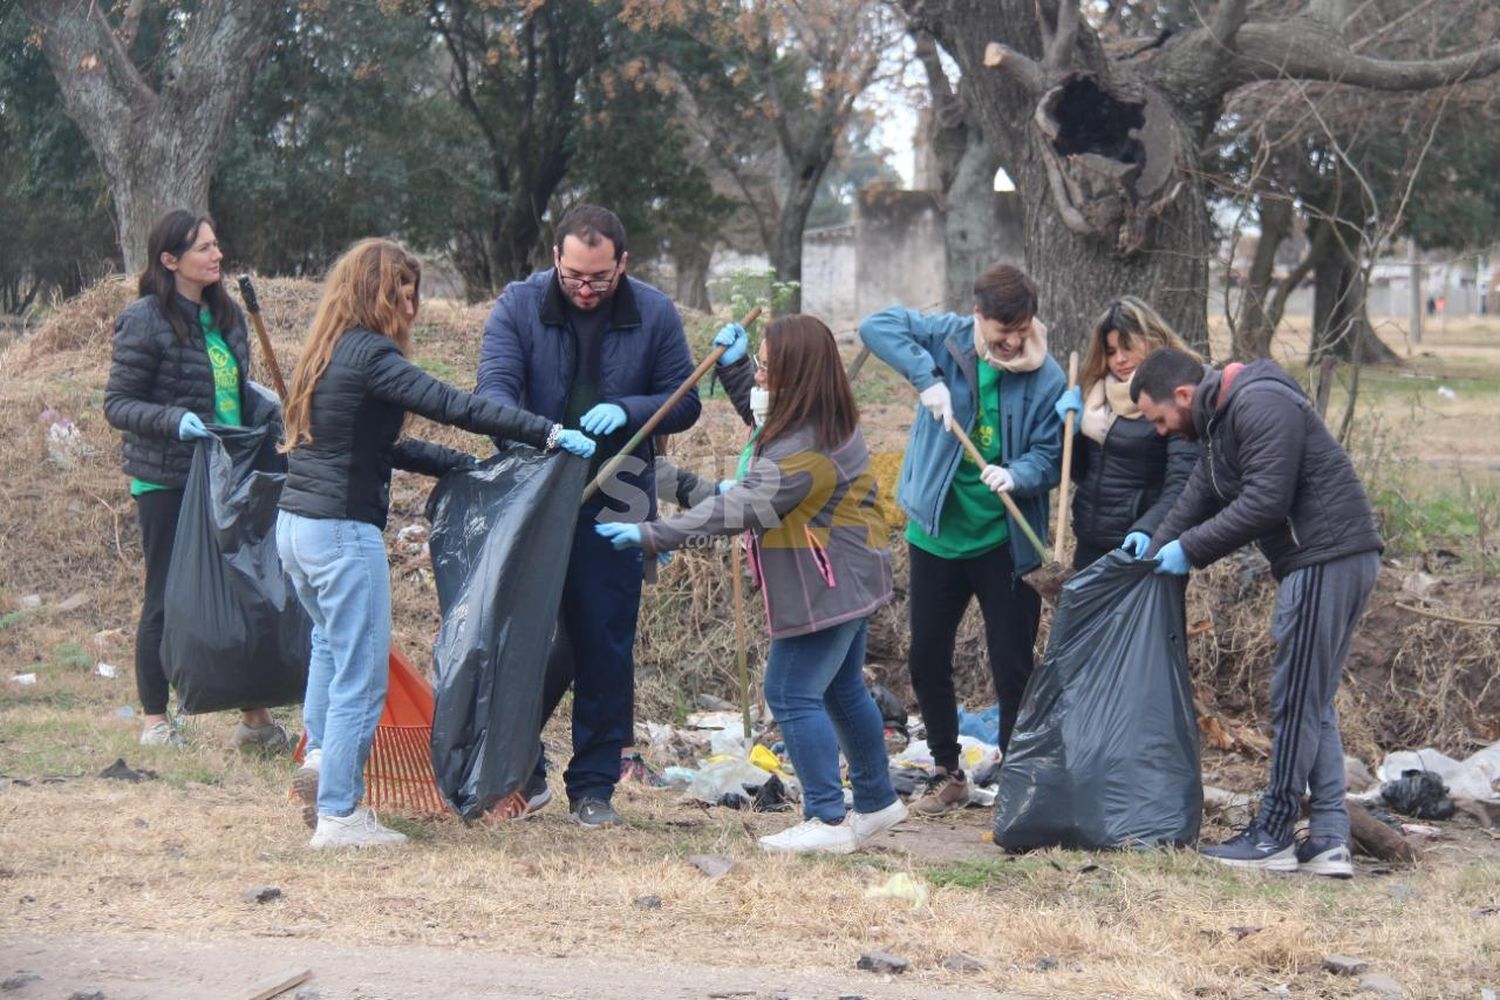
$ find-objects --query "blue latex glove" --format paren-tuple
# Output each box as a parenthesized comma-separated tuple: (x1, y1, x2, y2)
(555, 429, 596, 458)
(177, 412, 209, 440)
(579, 403, 627, 436)
(1153, 539, 1190, 575)
(1054, 386, 1083, 422)
(717, 479, 736, 495)
(713, 323, 748, 365)
(1120, 531, 1151, 558)
(595, 522, 642, 550)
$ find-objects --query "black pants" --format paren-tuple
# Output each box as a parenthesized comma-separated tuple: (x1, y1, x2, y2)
(1072, 539, 1112, 572)
(134, 489, 184, 716)
(907, 542, 1041, 770)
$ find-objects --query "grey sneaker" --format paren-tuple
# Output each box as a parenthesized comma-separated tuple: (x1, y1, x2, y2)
(1295, 835, 1354, 879)
(569, 797, 622, 829)
(231, 720, 291, 756)
(139, 720, 182, 747)
(523, 772, 553, 816)
(292, 748, 321, 830)
(911, 768, 969, 816)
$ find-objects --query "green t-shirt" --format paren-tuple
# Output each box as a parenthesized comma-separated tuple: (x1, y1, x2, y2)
(906, 361, 1011, 560)
(131, 308, 241, 496)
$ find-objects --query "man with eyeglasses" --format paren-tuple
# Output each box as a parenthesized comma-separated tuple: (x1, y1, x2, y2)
(858, 263, 1065, 817)
(476, 204, 701, 829)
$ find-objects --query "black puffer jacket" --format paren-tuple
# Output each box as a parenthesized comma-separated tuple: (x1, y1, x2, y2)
(104, 292, 250, 488)
(278, 328, 554, 529)
(1070, 414, 1198, 553)
(1152, 361, 1383, 580)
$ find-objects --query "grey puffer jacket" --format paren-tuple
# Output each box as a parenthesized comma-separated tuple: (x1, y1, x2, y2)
(278, 328, 554, 529)
(1152, 361, 1383, 580)
(638, 423, 893, 639)
(104, 292, 251, 488)
(1071, 415, 1198, 552)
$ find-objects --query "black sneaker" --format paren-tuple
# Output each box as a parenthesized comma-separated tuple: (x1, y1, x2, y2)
(569, 797, 622, 829)
(1295, 835, 1354, 879)
(523, 771, 553, 816)
(1200, 819, 1296, 871)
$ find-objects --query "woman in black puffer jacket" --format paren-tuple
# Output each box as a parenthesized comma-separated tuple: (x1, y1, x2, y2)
(276, 238, 594, 849)
(1054, 297, 1200, 569)
(103, 209, 289, 752)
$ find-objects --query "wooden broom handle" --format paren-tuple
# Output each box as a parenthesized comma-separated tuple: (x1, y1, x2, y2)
(581, 306, 762, 503)
(1055, 351, 1079, 558)
(947, 420, 1054, 564)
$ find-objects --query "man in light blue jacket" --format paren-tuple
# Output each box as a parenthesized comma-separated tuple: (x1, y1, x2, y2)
(859, 263, 1065, 815)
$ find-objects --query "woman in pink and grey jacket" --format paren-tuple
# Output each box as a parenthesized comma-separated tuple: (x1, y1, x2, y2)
(596, 314, 906, 856)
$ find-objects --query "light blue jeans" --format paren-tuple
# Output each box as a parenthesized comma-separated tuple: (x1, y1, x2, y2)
(275, 511, 391, 818)
(763, 617, 896, 824)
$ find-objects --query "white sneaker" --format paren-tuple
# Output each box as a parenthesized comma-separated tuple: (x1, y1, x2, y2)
(309, 807, 408, 849)
(758, 818, 859, 855)
(849, 799, 909, 847)
(139, 720, 181, 747)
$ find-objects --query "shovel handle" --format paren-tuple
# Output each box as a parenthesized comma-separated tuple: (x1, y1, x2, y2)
(947, 420, 1053, 564)
(1055, 351, 1079, 558)
(236, 274, 288, 400)
(581, 306, 763, 503)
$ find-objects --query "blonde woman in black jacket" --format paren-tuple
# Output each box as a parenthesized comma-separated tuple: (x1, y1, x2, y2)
(104, 210, 288, 752)
(276, 238, 594, 849)
(1053, 297, 1200, 569)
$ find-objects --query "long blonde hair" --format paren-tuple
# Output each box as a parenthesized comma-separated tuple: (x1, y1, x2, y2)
(1079, 296, 1197, 396)
(282, 238, 422, 449)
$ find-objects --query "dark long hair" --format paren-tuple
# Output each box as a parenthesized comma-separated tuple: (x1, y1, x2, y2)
(755, 314, 859, 453)
(138, 210, 240, 344)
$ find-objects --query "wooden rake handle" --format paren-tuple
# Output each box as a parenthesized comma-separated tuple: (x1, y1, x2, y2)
(947, 420, 1054, 564)
(236, 275, 288, 400)
(1055, 351, 1079, 558)
(581, 306, 763, 503)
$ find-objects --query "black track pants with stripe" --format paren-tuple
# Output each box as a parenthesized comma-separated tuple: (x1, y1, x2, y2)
(1257, 549, 1381, 842)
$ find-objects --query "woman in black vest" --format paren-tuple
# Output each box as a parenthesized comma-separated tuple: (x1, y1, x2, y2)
(1054, 297, 1201, 569)
(103, 210, 288, 751)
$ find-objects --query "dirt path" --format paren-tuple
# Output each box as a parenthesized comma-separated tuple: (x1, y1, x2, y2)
(0, 932, 1022, 1000)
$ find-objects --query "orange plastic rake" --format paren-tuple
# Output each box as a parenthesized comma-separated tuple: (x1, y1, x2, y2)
(295, 648, 448, 815)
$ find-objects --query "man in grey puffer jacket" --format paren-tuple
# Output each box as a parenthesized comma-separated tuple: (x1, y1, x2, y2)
(1131, 348, 1383, 879)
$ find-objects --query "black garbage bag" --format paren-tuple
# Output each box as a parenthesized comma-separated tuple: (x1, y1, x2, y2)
(427, 447, 589, 820)
(1380, 769, 1455, 820)
(994, 550, 1202, 851)
(161, 407, 311, 713)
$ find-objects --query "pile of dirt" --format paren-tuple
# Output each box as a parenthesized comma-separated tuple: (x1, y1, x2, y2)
(3, 277, 1495, 763)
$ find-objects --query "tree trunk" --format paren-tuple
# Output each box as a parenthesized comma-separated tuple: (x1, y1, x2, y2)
(1309, 245, 1400, 365)
(1232, 195, 1293, 360)
(671, 241, 713, 313)
(943, 124, 1015, 311)
(23, 0, 279, 274)
(769, 161, 829, 313)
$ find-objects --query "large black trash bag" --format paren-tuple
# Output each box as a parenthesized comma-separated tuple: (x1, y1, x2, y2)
(427, 447, 589, 820)
(993, 550, 1202, 851)
(161, 391, 311, 713)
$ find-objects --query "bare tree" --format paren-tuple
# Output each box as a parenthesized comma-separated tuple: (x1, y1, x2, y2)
(899, 0, 1500, 357)
(22, 0, 281, 273)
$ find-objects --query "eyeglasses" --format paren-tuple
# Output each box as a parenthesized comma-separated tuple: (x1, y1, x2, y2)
(752, 353, 770, 378)
(557, 265, 619, 293)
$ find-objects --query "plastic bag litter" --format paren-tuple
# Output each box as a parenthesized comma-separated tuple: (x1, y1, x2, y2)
(864, 873, 929, 909)
(1376, 745, 1500, 803)
(1379, 769, 1455, 820)
(894, 736, 1000, 774)
(427, 448, 589, 820)
(993, 551, 1201, 851)
(688, 756, 774, 803)
(161, 402, 311, 714)
(957, 703, 1001, 744)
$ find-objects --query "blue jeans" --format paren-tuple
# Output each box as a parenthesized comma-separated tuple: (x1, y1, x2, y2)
(275, 511, 391, 818)
(763, 618, 896, 823)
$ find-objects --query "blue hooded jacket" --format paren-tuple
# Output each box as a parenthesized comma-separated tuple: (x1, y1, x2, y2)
(476, 269, 701, 520)
(858, 306, 1065, 576)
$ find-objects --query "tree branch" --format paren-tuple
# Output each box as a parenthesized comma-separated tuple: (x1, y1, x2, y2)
(1210, 0, 1251, 48)
(984, 42, 1045, 95)
(1045, 0, 1080, 72)
(118, 0, 147, 49)
(1223, 23, 1500, 93)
